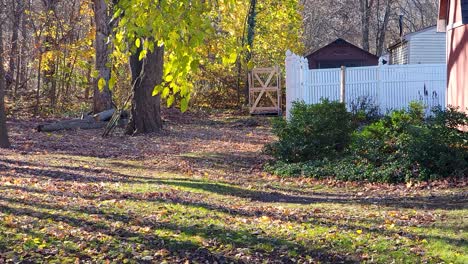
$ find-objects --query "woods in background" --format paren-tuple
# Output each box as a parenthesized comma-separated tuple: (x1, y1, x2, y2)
(302, 0, 439, 56)
(0, 0, 441, 145)
(1, 0, 96, 117)
(0, 0, 302, 116)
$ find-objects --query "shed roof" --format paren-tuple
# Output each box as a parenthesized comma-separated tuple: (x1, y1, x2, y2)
(387, 25, 440, 51)
(305, 38, 378, 59)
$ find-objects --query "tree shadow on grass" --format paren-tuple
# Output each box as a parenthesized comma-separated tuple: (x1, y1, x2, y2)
(1, 158, 467, 211)
(0, 203, 228, 263)
(2, 175, 467, 262)
(0, 158, 161, 183)
(150, 178, 468, 210)
(2, 185, 466, 253)
(179, 151, 265, 172)
(0, 194, 358, 263)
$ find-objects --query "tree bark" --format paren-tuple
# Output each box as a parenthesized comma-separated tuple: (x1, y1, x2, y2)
(125, 45, 164, 135)
(19, 3, 28, 93)
(93, 108, 115, 121)
(37, 109, 127, 132)
(360, 0, 373, 52)
(14, 47, 21, 98)
(42, 0, 59, 110)
(244, 0, 257, 101)
(34, 52, 42, 116)
(93, 0, 113, 113)
(37, 117, 104, 132)
(7, 0, 22, 91)
(0, 7, 11, 148)
(85, 62, 92, 99)
(375, 0, 392, 56)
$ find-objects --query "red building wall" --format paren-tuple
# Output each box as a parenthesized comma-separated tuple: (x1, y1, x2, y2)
(446, 0, 468, 114)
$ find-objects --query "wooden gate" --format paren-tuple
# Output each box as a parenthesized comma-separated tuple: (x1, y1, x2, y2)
(248, 66, 281, 115)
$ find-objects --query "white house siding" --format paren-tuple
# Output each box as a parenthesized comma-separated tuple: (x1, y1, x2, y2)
(407, 27, 446, 64)
(389, 42, 409, 65)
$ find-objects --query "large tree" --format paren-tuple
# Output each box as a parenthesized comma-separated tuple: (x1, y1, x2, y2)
(125, 45, 164, 134)
(93, 0, 113, 113)
(0, 0, 10, 148)
(114, 0, 227, 134)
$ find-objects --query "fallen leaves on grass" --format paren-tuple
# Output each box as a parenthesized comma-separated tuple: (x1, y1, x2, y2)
(0, 110, 467, 263)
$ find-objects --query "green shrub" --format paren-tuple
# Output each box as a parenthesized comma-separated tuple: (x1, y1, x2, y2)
(404, 106, 468, 178)
(265, 102, 468, 183)
(349, 96, 381, 127)
(264, 157, 414, 183)
(350, 102, 426, 164)
(265, 99, 353, 162)
(351, 103, 467, 181)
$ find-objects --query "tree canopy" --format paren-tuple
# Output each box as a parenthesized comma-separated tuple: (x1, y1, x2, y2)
(112, 0, 303, 111)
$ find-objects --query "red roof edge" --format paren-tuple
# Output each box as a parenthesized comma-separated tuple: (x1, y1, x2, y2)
(437, 0, 449, 32)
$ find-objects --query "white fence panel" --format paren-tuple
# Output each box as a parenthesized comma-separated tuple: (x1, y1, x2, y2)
(346, 66, 380, 106)
(379, 64, 446, 113)
(285, 50, 446, 117)
(308, 69, 341, 104)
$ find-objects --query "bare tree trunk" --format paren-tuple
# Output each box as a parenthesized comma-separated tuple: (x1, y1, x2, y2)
(14, 48, 21, 98)
(34, 53, 43, 116)
(375, 0, 392, 56)
(125, 45, 164, 135)
(0, 3, 11, 148)
(93, 0, 113, 113)
(85, 61, 92, 100)
(244, 0, 257, 102)
(7, 0, 22, 91)
(19, 4, 28, 92)
(360, 0, 373, 52)
(49, 55, 59, 109)
(41, 0, 59, 111)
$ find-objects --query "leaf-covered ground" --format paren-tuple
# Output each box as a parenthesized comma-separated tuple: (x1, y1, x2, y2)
(1, 110, 467, 263)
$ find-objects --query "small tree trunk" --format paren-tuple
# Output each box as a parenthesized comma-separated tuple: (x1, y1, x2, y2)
(93, 0, 113, 113)
(49, 57, 59, 109)
(244, 0, 257, 101)
(7, 0, 21, 91)
(360, 0, 372, 52)
(19, 6, 28, 91)
(34, 52, 43, 116)
(375, 0, 392, 56)
(0, 19, 10, 148)
(85, 62, 92, 100)
(14, 48, 21, 98)
(42, 0, 58, 111)
(125, 45, 164, 135)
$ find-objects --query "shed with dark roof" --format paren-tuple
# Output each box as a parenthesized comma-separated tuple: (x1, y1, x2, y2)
(305, 39, 379, 69)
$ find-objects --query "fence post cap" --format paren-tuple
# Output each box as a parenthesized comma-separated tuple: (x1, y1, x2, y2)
(286, 50, 293, 56)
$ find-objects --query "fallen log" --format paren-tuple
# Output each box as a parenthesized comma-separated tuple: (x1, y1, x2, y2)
(37, 117, 128, 132)
(37, 118, 106, 132)
(93, 109, 115, 122)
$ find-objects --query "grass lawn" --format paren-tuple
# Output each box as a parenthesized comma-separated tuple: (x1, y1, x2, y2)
(1, 111, 467, 263)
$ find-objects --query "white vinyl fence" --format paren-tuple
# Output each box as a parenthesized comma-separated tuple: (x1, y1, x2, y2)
(285, 50, 447, 117)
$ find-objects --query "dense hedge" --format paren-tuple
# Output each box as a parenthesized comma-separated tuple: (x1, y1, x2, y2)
(264, 100, 352, 163)
(265, 101, 468, 183)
